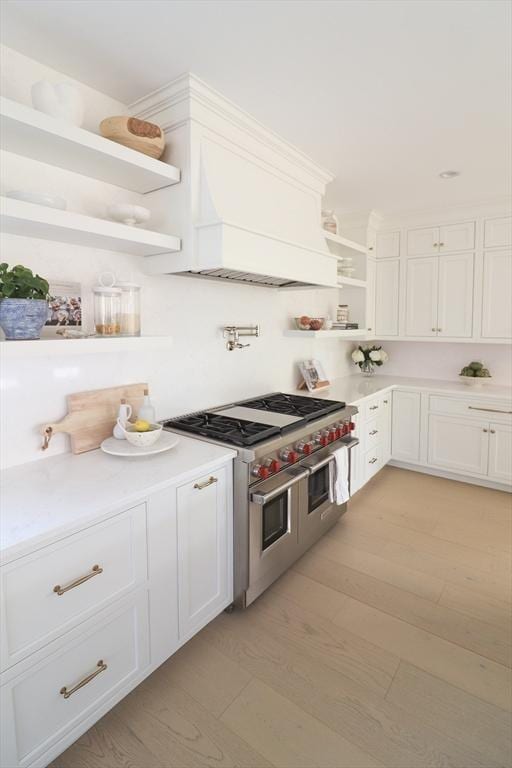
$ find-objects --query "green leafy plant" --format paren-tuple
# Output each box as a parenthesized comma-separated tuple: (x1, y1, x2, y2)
(0, 263, 49, 300)
(459, 361, 492, 378)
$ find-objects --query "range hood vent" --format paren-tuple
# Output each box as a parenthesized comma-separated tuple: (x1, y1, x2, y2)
(179, 268, 316, 289)
(131, 74, 338, 288)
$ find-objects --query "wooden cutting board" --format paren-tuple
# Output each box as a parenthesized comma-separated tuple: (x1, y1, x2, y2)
(41, 383, 148, 454)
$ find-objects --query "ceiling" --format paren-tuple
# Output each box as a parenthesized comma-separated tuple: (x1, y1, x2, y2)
(1, 0, 510, 216)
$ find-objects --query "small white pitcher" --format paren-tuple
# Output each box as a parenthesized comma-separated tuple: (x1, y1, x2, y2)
(113, 400, 132, 440)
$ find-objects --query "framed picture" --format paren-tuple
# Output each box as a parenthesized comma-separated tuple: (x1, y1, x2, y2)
(42, 281, 82, 337)
(298, 359, 330, 392)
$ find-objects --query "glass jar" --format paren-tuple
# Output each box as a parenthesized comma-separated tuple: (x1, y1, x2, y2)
(321, 209, 338, 235)
(337, 304, 349, 323)
(93, 273, 121, 336)
(117, 281, 141, 336)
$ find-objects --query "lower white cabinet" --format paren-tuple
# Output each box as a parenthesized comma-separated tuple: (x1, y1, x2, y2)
(0, 458, 234, 768)
(488, 423, 512, 482)
(177, 466, 232, 640)
(427, 414, 489, 475)
(391, 390, 421, 462)
(351, 393, 392, 494)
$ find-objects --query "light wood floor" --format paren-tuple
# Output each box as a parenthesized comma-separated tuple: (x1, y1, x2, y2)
(52, 467, 512, 768)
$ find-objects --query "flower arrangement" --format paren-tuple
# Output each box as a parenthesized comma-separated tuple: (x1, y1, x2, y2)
(351, 345, 388, 376)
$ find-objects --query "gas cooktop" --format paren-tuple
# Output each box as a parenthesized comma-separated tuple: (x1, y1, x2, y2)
(162, 392, 346, 447)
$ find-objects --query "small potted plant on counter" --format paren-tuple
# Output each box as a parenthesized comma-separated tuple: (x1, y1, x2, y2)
(352, 344, 388, 376)
(0, 263, 50, 340)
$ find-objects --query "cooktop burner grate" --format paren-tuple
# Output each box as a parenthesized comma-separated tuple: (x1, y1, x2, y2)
(239, 392, 345, 420)
(162, 412, 281, 447)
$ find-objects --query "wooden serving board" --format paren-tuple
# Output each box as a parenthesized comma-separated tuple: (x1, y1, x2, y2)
(41, 383, 148, 454)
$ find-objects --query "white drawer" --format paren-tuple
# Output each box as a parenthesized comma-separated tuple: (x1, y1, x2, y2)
(364, 443, 382, 482)
(429, 395, 512, 424)
(0, 591, 149, 768)
(363, 396, 382, 421)
(1, 504, 147, 671)
(364, 416, 381, 451)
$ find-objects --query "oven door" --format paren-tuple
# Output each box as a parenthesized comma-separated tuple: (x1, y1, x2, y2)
(247, 468, 308, 605)
(299, 439, 357, 552)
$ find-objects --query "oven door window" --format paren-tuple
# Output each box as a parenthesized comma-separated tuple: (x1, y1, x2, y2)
(262, 491, 289, 550)
(308, 464, 331, 514)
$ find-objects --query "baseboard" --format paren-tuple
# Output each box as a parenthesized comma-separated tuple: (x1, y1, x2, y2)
(388, 460, 512, 493)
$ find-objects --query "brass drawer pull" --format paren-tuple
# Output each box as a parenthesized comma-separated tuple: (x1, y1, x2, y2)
(468, 406, 512, 415)
(369, 405, 379, 411)
(194, 476, 218, 490)
(60, 659, 107, 699)
(369, 457, 378, 464)
(53, 564, 103, 596)
(369, 429, 379, 436)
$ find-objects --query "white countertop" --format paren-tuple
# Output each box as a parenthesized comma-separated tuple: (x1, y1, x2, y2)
(296, 374, 512, 406)
(0, 435, 236, 565)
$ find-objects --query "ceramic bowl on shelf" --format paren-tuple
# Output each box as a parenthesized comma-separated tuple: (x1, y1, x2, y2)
(460, 375, 492, 387)
(100, 116, 165, 159)
(121, 421, 163, 447)
(107, 203, 151, 227)
(338, 267, 357, 277)
(6, 190, 67, 210)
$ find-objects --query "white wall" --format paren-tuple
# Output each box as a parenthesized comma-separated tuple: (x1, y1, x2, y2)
(0, 46, 356, 469)
(379, 341, 512, 385)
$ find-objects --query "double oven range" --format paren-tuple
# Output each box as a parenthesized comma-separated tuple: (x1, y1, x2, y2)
(162, 393, 358, 608)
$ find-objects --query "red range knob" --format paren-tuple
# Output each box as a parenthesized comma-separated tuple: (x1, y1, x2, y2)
(288, 450, 299, 463)
(268, 459, 282, 473)
(302, 442, 313, 455)
(252, 464, 271, 479)
(319, 435, 330, 447)
(349, 421, 355, 431)
(328, 428, 338, 442)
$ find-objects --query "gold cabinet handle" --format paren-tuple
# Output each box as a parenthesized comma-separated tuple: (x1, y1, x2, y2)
(369, 457, 378, 464)
(383, 399, 388, 404)
(433, 242, 438, 247)
(439, 242, 445, 246)
(194, 476, 218, 490)
(60, 660, 107, 699)
(468, 406, 512, 414)
(490, 429, 496, 434)
(369, 405, 379, 410)
(483, 428, 488, 433)
(369, 429, 379, 436)
(53, 565, 103, 596)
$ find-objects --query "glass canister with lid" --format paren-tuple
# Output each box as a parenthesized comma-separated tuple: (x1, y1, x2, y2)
(93, 273, 121, 336)
(117, 280, 141, 336)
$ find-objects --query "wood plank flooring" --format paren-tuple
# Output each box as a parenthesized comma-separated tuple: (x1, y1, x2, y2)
(52, 467, 512, 768)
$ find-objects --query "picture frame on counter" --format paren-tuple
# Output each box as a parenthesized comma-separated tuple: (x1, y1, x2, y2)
(298, 359, 330, 392)
(42, 280, 82, 337)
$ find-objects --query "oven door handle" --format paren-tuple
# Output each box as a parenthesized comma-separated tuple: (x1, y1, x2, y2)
(251, 469, 309, 505)
(306, 453, 334, 474)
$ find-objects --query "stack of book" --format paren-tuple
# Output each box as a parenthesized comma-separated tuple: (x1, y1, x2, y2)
(331, 322, 359, 330)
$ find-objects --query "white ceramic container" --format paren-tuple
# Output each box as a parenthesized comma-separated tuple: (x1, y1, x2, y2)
(6, 190, 67, 210)
(31, 80, 84, 126)
(107, 204, 151, 227)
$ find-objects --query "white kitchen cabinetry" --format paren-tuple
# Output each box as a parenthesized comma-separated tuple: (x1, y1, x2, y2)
(375, 259, 400, 336)
(484, 216, 512, 249)
(405, 254, 474, 338)
(351, 393, 392, 494)
(405, 257, 438, 336)
(437, 253, 474, 337)
(177, 466, 232, 641)
(488, 423, 512, 483)
(427, 415, 489, 475)
(407, 222, 475, 255)
(391, 390, 421, 462)
(376, 231, 400, 259)
(0, 457, 234, 768)
(481, 250, 512, 339)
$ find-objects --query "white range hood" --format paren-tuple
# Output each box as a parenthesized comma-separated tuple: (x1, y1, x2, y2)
(131, 74, 338, 288)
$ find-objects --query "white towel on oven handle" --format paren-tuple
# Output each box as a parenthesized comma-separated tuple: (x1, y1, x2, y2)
(329, 445, 350, 505)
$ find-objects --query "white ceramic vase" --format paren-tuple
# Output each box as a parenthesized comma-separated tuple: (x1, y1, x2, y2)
(31, 80, 85, 127)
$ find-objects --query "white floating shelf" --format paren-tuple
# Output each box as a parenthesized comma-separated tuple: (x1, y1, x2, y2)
(0, 197, 181, 257)
(323, 230, 367, 254)
(0, 96, 180, 194)
(0, 336, 173, 358)
(337, 276, 367, 289)
(284, 329, 367, 339)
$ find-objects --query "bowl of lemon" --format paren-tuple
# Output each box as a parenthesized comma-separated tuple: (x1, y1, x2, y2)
(119, 418, 163, 448)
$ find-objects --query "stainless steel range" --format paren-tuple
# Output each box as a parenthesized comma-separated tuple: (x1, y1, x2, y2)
(162, 393, 358, 608)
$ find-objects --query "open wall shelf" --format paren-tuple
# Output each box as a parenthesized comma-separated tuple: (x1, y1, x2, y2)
(0, 197, 181, 257)
(0, 96, 181, 194)
(0, 336, 173, 358)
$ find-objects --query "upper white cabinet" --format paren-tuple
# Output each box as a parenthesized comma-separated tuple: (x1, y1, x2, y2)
(481, 250, 512, 339)
(437, 253, 474, 337)
(376, 231, 400, 259)
(176, 466, 232, 641)
(405, 256, 438, 337)
(484, 216, 512, 249)
(365, 257, 376, 335)
(391, 390, 421, 462)
(407, 222, 475, 255)
(405, 253, 474, 338)
(375, 259, 400, 336)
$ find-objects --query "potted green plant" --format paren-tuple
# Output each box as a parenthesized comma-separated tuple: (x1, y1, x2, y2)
(459, 361, 492, 386)
(0, 263, 49, 340)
